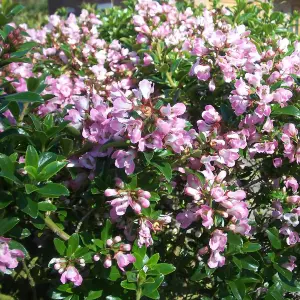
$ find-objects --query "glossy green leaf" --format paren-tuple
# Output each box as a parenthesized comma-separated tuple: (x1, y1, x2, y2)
(25, 145, 39, 169)
(266, 227, 282, 249)
(16, 194, 38, 218)
(38, 161, 67, 181)
(54, 238, 66, 256)
(2, 92, 43, 103)
(120, 280, 136, 290)
(38, 201, 57, 212)
(151, 161, 172, 181)
(0, 217, 20, 235)
(152, 263, 176, 275)
(37, 183, 69, 198)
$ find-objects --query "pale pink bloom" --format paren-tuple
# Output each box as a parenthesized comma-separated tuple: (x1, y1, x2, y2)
(227, 201, 248, 219)
(273, 88, 293, 106)
(0, 237, 24, 274)
(282, 256, 297, 272)
(273, 158, 282, 168)
(137, 221, 153, 248)
(114, 251, 136, 272)
(211, 187, 227, 202)
(262, 118, 274, 132)
(160, 103, 186, 118)
(208, 251, 226, 268)
(112, 150, 136, 175)
(139, 79, 154, 99)
(209, 230, 227, 252)
(202, 105, 221, 124)
(227, 190, 246, 201)
(198, 205, 214, 229)
(235, 79, 249, 96)
(277, 38, 289, 53)
(283, 123, 298, 137)
(176, 208, 198, 229)
(229, 220, 251, 235)
(285, 177, 298, 193)
(287, 195, 300, 204)
(60, 266, 83, 286)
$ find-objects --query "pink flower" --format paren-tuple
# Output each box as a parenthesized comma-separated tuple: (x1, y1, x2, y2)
(209, 230, 227, 252)
(198, 205, 214, 229)
(227, 190, 246, 201)
(160, 103, 186, 118)
(287, 195, 300, 204)
(229, 220, 251, 235)
(112, 150, 136, 175)
(235, 79, 249, 96)
(283, 123, 298, 138)
(138, 221, 153, 248)
(208, 251, 226, 268)
(285, 177, 298, 193)
(114, 251, 136, 272)
(60, 266, 83, 286)
(227, 201, 248, 220)
(0, 237, 24, 274)
(176, 208, 198, 229)
(282, 256, 297, 272)
(139, 79, 154, 99)
(273, 158, 282, 168)
(202, 105, 221, 124)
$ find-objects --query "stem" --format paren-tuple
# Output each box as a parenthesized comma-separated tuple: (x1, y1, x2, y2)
(166, 72, 177, 88)
(18, 103, 29, 123)
(75, 207, 96, 233)
(136, 288, 142, 300)
(22, 260, 37, 300)
(44, 216, 70, 241)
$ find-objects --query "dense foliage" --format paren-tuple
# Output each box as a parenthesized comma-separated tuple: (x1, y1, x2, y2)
(0, 0, 300, 299)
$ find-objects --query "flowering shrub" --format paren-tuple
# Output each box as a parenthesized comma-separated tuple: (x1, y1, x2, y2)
(0, 0, 300, 299)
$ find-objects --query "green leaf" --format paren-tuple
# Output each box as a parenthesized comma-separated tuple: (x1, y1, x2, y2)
(2, 92, 43, 103)
(242, 242, 261, 253)
(266, 227, 282, 249)
(37, 152, 58, 171)
(240, 255, 259, 272)
(142, 275, 164, 299)
(0, 191, 13, 209)
(120, 280, 137, 291)
(67, 233, 79, 256)
(227, 280, 245, 300)
(108, 265, 121, 281)
(37, 183, 69, 198)
(86, 290, 103, 300)
(0, 153, 14, 174)
(25, 184, 39, 194)
(25, 145, 39, 169)
(151, 161, 172, 181)
(101, 220, 112, 243)
(54, 238, 66, 256)
(273, 263, 292, 281)
(16, 194, 38, 218)
(0, 217, 20, 235)
(143, 152, 154, 164)
(26, 77, 40, 92)
(152, 263, 176, 275)
(227, 231, 243, 254)
(272, 105, 300, 118)
(38, 201, 57, 212)
(38, 161, 67, 181)
(146, 253, 160, 266)
(24, 166, 38, 180)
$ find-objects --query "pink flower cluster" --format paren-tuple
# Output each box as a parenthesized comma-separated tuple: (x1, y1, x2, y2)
(0, 237, 24, 274)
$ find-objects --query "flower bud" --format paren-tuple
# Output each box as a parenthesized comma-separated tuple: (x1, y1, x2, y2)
(93, 254, 100, 262)
(79, 258, 85, 264)
(103, 257, 112, 268)
(106, 239, 113, 247)
(139, 197, 150, 208)
(113, 236, 121, 243)
(58, 268, 65, 274)
(198, 246, 209, 256)
(104, 189, 118, 197)
(54, 263, 61, 270)
(121, 244, 131, 252)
